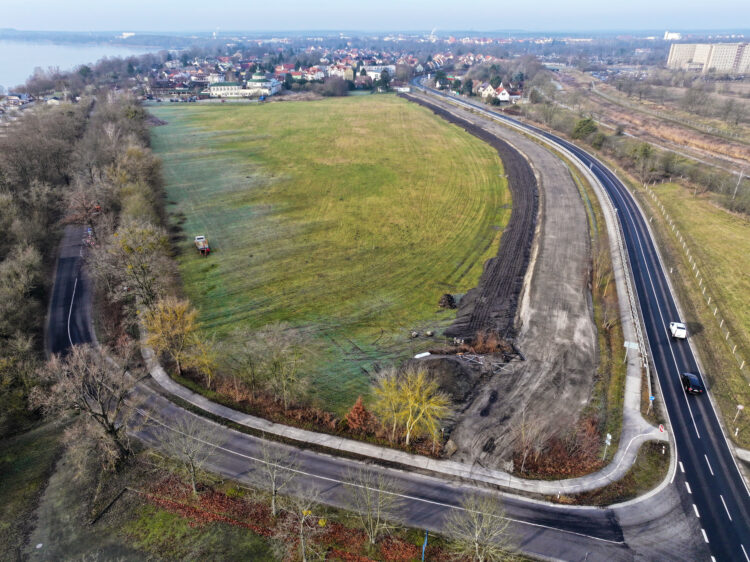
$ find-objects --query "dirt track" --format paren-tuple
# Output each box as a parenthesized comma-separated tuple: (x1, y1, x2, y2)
(404, 92, 597, 468)
(402, 94, 538, 340)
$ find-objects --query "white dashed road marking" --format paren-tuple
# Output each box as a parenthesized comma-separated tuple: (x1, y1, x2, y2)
(720, 495, 732, 521)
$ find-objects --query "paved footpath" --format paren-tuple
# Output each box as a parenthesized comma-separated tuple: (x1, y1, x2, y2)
(145, 343, 667, 496)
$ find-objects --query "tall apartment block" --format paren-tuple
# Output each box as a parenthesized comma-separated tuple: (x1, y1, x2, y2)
(667, 43, 750, 74)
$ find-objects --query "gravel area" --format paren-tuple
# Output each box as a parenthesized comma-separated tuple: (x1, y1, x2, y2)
(405, 92, 597, 468)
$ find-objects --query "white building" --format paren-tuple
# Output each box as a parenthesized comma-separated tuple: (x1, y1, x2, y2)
(362, 65, 396, 80)
(208, 82, 242, 97)
(208, 75, 281, 98)
(244, 74, 281, 96)
(667, 43, 750, 74)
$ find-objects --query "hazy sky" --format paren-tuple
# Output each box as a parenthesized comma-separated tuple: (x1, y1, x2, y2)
(4, 0, 749, 33)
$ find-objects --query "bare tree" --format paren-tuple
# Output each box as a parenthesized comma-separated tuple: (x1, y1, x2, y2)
(262, 323, 313, 412)
(444, 493, 516, 562)
(372, 367, 450, 446)
(344, 468, 403, 545)
(275, 487, 326, 562)
(31, 344, 146, 462)
(222, 328, 270, 399)
(0, 245, 43, 339)
(256, 439, 300, 517)
(143, 297, 199, 377)
(157, 415, 219, 496)
(513, 408, 544, 474)
(102, 220, 172, 309)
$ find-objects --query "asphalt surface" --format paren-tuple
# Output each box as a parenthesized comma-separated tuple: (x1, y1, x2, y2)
(47, 226, 95, 355)
(47, 225, 636, 559)
(415, 82, 750, 561)
(46, 112, 718, 560)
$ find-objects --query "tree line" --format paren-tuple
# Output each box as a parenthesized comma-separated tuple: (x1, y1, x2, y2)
(0, 100, 93, 435)
(523, 95, 750, 214)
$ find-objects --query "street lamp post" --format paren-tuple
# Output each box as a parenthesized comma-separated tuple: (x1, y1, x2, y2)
(734, 404, 744, 423)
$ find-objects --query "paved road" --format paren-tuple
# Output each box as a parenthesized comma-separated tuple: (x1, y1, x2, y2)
(415, 82, 750, 561)
(47, 121, 708, 560)
(47, 226, 95, 355)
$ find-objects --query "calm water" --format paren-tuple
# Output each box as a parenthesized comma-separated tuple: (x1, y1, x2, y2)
(0, 40, 153, 91)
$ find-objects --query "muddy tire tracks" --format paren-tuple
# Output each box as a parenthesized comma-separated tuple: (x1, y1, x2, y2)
(401, 94, 538, 341)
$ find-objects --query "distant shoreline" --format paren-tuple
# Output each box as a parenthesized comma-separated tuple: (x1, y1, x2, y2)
(0, 40, 154, 90)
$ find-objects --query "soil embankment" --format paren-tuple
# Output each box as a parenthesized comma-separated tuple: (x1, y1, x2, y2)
(404, 92, 597, 469)
(402, 94, 538, 340)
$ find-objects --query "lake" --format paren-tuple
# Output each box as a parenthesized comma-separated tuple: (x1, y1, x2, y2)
(0, 40, 154, 91)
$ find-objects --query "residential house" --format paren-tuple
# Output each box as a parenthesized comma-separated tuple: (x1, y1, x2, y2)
(494, 86, 510, 102)
(6, 93, 31, 106)
(304, 67, 325, 81)
(478, 83, 496, 98)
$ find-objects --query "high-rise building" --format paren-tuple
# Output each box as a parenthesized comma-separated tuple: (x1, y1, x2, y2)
(667, 43, 750, 74)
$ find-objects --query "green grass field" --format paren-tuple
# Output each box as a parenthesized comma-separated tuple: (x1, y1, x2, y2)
(150, 96, 509, 413)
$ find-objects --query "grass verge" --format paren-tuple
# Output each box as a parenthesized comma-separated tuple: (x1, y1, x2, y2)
(549, 440, 669, 506)
(124, 503, 274, 560)
(0, 423, 63, 560)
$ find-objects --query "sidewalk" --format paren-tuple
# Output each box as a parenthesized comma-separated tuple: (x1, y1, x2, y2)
(144, 344, 666, 496)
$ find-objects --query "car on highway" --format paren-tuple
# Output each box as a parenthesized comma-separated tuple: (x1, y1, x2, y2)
(681, 372, 705, 395)
(669, 321, 687, 339)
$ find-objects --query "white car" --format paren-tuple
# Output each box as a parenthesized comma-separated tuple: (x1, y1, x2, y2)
(669, 322, 687, 339)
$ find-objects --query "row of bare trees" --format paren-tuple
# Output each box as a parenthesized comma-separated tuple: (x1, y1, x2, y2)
(0, 99, 95, 435)
(159, 414, 515, 561)
(34, 338, 513, 559)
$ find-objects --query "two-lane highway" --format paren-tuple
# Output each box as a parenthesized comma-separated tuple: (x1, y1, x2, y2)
(584, 150, 750, 561)
(415, 82, 750, 560)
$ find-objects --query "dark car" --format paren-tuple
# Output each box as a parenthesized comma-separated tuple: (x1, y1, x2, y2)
(681, 372, 705, 395)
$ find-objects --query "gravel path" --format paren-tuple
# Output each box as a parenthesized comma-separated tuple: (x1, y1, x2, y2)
(405, 92, 598, 468)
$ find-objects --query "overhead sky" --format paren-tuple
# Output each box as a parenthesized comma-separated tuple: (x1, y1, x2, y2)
(4, 0, 749, 33)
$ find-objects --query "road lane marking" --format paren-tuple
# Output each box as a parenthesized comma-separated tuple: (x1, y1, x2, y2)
(692, 504, 700, 518)
(741, 543, 749, 561)
(704, 455, 714, 476)
(614, 188, 702, 438)
(701, 529, 709, 543)
(720, 495, 732, 521)
(67, 276, 79, 347)
(685, 482, 692, 494)
(424, 86, 750, 498)
(670, 469, 676, 484)
(135, 407, 627, 546)
(428, 90, 711, 443)
(679, 461, 684, 473)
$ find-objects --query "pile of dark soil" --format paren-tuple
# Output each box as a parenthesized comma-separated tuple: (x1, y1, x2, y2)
(403, 94, 539, 341)
(438, 293, 457, 309)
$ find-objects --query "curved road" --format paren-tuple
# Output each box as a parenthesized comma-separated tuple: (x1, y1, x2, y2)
(414, 81, 750, 561)
(47, 103, 724, 559)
